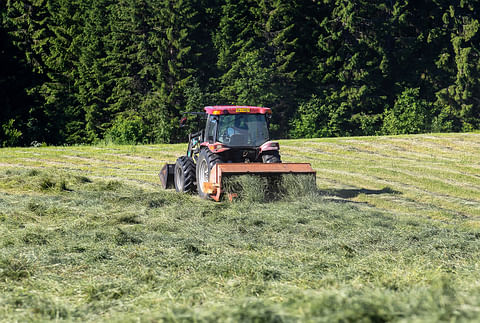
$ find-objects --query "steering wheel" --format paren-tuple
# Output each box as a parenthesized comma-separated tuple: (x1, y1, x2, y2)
(220, 127, 234, 143)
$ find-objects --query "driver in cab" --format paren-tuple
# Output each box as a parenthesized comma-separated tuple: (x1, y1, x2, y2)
(225, 115, 249, 146)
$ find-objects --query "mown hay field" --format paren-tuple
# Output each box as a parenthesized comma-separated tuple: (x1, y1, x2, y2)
(0, 133, 480, 321)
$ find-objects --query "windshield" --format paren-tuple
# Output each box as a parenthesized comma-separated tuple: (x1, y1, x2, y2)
(217, 114, 269, 147)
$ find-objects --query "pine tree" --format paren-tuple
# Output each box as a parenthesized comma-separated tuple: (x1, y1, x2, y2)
(213, 0, 314, 137)
(102, 0, 202, 143)
(75, 0, 114, 142)
(5, 0, 86, 144)
(433, 1, 480, 131)
(43, 0, 85, 144)
(1, 3, 41, 146)
(292, 0, 435, 137)
(3, 0, 52, 144)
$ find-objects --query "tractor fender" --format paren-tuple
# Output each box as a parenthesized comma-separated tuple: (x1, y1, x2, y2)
(259, 141, 280, 153)
(201, 141, 231, 154)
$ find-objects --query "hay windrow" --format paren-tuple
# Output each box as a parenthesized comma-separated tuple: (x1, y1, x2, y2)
(222, 173, 317, 202)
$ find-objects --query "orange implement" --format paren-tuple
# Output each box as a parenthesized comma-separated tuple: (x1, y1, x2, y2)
(203, 163, 316, 201)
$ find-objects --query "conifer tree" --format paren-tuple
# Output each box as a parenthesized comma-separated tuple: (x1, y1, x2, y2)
(5, 0, 86, 144)
(4, 0, 53, 143)
(75, 0, 114, 142)
(42, 0, 85, 143)
(213, 0, 311, 137)
(433, 2, 480, 131)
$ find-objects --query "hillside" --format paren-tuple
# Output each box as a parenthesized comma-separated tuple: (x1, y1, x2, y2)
(1, 133, 480, 321)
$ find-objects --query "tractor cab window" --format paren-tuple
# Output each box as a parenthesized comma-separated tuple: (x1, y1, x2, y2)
(205, 115, 217, 143)
(217, 114, 269, 147)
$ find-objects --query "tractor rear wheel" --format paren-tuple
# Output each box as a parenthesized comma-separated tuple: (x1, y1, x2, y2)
(262, 151, 281, 163)
(174, 156, 196, 193)
(196, 148, 222, 199)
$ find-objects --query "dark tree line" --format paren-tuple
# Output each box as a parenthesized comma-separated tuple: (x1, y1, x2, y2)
(1, 0, 479, 146)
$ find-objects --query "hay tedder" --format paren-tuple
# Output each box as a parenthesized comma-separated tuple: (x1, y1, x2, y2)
(159, 106, 316, 201)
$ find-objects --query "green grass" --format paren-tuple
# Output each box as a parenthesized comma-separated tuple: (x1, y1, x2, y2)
(1, 133, 480, 321)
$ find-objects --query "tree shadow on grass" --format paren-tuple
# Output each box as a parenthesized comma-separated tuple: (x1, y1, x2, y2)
(320, 186, 402, 199)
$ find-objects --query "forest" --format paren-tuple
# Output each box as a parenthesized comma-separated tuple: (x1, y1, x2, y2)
(1, 0, 480, 146)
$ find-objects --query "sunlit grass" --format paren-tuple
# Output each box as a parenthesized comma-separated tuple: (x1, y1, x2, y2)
(1, 133, 480, 321)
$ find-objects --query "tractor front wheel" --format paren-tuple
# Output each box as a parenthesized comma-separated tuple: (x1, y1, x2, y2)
(262, 151, 281, 163)
(174, 156, 196, 193)
(196, 149, 222, 199)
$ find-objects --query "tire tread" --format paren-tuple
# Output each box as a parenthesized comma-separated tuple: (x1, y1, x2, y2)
(175, 156, 196, 193)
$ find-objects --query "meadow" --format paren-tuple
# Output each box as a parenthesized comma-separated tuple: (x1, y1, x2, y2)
(0, 133, 480, 322)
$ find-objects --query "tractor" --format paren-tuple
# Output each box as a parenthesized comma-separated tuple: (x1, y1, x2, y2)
(159, 106, 315, 201)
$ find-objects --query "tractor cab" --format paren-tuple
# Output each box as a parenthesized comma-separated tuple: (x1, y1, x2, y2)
(201, 106, 278, 164)
(204, 106, 270, 147)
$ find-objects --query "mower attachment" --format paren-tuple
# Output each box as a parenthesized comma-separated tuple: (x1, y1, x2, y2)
(203, 163, 316, 201)
(159, 163, 175, 189)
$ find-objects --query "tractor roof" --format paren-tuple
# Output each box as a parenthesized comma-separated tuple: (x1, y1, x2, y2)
(204, 106, 271, 115)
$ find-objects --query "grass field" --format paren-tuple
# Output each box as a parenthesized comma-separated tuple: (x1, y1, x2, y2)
(1, 133, 480, 321)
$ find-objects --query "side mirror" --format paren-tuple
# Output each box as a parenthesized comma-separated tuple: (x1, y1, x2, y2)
(179, 116, 187, 127)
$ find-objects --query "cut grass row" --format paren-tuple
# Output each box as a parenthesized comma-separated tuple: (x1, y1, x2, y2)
(282, 133, 480, 222)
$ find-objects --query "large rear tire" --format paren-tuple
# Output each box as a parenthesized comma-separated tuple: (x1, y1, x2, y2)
(196, 148, 222, 199)
(174, 156, 196, 193)
(262, 151, 281, 163)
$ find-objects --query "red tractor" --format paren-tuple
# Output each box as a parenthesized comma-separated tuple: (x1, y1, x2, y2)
(159, 106, 315, 201)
